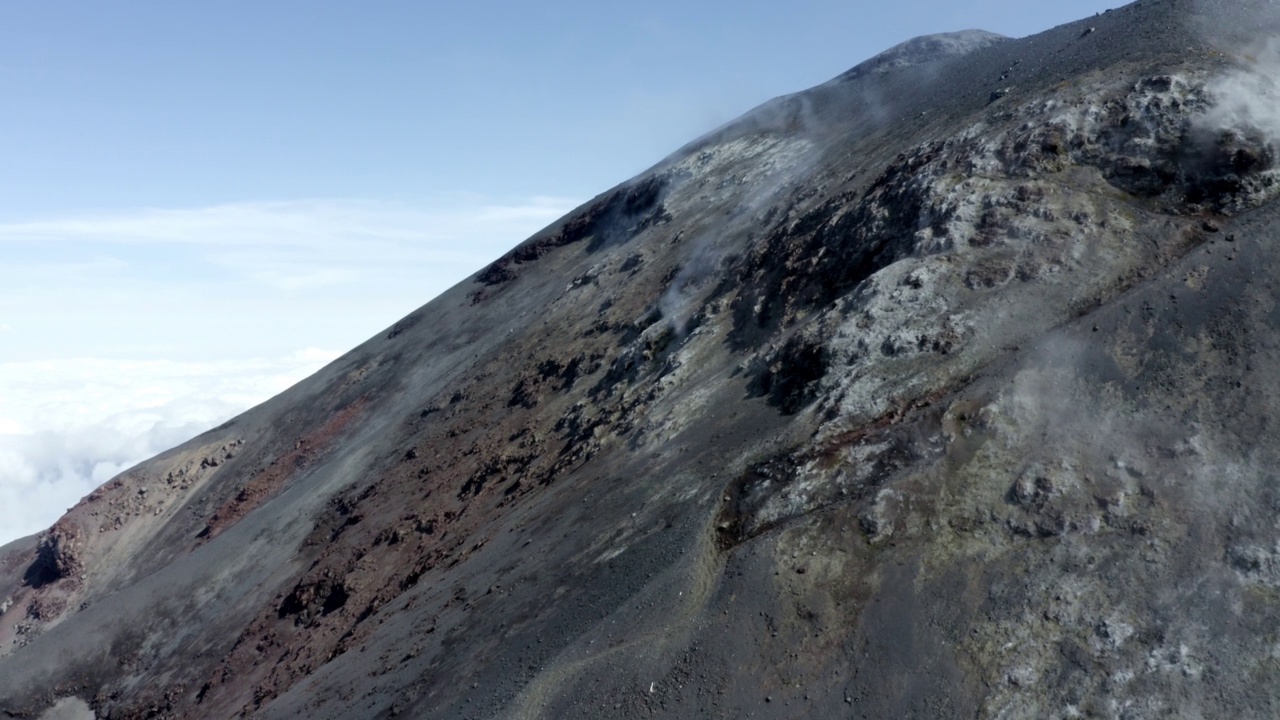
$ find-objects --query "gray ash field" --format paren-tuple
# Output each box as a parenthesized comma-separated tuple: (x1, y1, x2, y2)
(6, 1, 1280, 717)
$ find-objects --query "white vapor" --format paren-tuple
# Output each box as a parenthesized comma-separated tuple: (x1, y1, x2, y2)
(1198, 39, 1280, 145)
(0, 349, 340, 547)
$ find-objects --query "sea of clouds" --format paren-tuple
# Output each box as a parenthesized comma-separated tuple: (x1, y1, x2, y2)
(0, 349, 339, 546)
(0, 195, 577, 548)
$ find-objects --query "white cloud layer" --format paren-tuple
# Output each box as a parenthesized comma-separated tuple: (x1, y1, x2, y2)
(0, 196, 576, 291)
(0, 349, 340, 547)
(0, 194, 579, 548)
(0, 196, 579, 362)
(0, 197, 573, 248)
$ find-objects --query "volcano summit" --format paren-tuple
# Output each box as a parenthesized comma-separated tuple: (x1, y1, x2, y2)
(5, 1, 1280, 718)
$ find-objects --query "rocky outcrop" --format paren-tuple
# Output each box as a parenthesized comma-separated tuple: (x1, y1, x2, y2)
(5, 1, 1280, 718)
(0, 438, 241, 657)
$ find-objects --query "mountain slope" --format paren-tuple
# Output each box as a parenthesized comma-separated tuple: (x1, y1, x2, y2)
(5, 1, 1280, 717)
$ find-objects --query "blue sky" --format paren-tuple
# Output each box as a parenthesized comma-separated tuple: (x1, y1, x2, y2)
(1, 1, 1128, 217)
(0, 1, 1128, 543)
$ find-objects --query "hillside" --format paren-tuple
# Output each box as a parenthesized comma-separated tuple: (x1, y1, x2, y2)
(5, 1, 1280, 717)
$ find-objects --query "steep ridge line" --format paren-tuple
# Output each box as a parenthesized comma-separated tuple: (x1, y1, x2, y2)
(5, 1, 1280, 717)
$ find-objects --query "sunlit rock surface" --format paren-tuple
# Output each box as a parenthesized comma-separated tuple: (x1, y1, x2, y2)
(5, 1, 1280, 717)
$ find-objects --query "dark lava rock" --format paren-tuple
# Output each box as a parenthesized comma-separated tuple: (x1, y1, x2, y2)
(4, 1, 1280, 718)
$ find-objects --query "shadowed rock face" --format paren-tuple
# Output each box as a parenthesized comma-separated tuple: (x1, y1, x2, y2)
(6, 1, 1280, 718)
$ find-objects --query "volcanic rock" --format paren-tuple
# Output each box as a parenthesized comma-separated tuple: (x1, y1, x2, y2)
(5, 1, 1280, 718)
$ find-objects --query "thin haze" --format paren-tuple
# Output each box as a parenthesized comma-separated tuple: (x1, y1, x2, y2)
(0, 2, 1128, 545)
